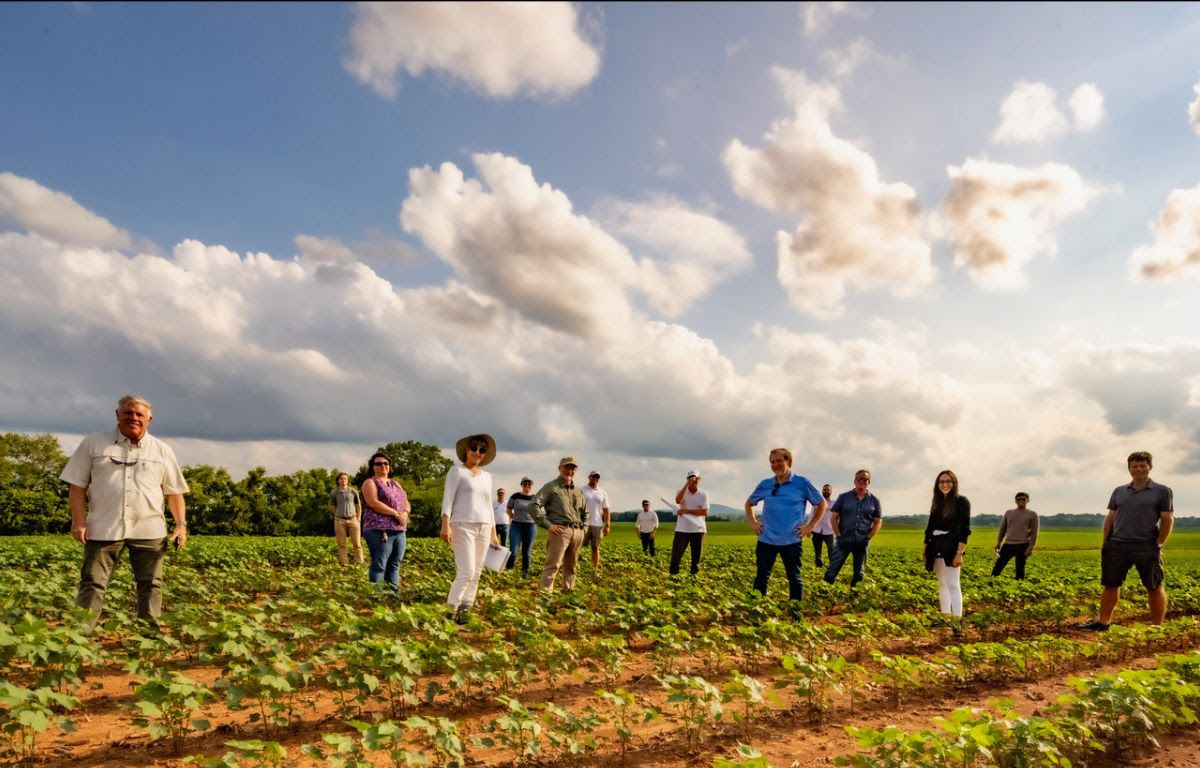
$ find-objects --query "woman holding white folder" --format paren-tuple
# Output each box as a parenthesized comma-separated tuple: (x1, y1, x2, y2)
(440, 433, 500, 625)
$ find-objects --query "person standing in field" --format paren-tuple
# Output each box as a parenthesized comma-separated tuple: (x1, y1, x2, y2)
(441, 434, 500, 624)
(330, 472, 364, 566)
(505, 477, 538, 577)
(61, 395, 188, 629)
(823, 470, 883, 587)
(636, 499, 659, 556)
(1080, 451, 1174, 631)
(528, 457, 588, 595)
(744, 449, 826, 602)
(582, 470, 611, 569)
(811, 484, 836, 569)
(991, 491, 1038, 579)
(671, 470, 710, 575)
(361, 451, 410, 594)
(923, 469, 971, 617)
(493, 487, 510, 548)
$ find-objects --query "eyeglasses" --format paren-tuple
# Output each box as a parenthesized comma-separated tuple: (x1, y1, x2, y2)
(109, 457, 137, 467)
(468, 444, 488, 454)
(373, 461, 390, 467)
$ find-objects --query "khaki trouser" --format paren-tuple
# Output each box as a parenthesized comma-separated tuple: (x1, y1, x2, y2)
(77, 538, 168, 625)
(539, 526, 586, 594)
(334, 517, 364, 565)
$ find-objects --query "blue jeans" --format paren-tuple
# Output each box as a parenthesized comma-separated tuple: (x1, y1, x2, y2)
(823, 537, 869, 586)
(495, 523, 509, 548)
(364, 529, 406, 589)
(507, 521, 537, 575)
(754, 540, 804, 601)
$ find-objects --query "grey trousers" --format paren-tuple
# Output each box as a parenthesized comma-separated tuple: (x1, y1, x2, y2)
(77, 537, 168, 624)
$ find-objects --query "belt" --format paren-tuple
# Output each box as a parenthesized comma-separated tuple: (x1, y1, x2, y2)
(556, 522, 586, 529)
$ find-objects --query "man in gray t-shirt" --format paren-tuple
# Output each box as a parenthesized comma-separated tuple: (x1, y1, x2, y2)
(1080, 451, 1175, 631)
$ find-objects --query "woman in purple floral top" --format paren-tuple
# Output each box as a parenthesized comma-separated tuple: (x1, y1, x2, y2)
(361, 451, 411, 592)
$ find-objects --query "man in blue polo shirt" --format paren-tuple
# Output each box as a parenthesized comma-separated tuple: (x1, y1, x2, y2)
(744, 447, 826, 602)
(823, 469, 883, 587)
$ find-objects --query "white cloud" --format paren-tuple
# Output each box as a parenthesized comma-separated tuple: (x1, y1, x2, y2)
(592, 196, 752, 317)
(344, 1, 601, 100)
(992, 81, 1069, 143)
(0, 172, 132, 250)
(1130, 183, 1200, 281)
(1069, 83, 1104, 131)
(936, 158, 1100, 289)
(1189, 79, 1200, 136)
(993, 81, 1104, 143)
(722, 67, 934, 314)
(820, 37, 876, 80)
(800, 1, 858, 37)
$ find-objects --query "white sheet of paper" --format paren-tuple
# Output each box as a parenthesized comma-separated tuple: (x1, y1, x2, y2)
(483, 545, 510, 572)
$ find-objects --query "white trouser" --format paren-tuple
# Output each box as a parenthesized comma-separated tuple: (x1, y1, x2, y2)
(447, 522, 492, 608)
(934, 558, 963, 616)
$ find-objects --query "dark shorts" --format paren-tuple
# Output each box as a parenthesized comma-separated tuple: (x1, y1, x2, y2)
(584, 525, 605, 547)
(1100, 540, 1164, 590)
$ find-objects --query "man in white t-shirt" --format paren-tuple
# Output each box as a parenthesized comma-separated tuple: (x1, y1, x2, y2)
(636, 499, 659, 556)
(581, 471, 611, 569)
(671, 470, 709, 575)
(493, 487, 510, 548)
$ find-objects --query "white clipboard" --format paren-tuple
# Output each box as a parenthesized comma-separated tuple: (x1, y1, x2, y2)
(483, 545, 511, 572)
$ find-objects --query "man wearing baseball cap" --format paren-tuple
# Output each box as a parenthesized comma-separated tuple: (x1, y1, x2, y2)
(582, 470, 612, 570)
(671, 470, 709, 575)
(528, 457, 589, 594)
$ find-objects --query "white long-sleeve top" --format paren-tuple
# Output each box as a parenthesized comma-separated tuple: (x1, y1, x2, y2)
(441, 463, 494, 524)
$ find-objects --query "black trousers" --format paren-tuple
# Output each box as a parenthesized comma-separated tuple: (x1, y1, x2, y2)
(639, 531, 656, 555)
(811, 532, 834, 566)
(992, 542, 1029, 579)
(669, 532, 704, 574)
(753, 540, 804, 601)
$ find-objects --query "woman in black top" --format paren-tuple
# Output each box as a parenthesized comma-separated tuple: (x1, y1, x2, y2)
(923, 469, 971, 616)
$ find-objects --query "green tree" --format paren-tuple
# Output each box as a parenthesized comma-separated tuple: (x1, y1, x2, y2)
(182, 465, 237, 535)
(0, 433, 69, 534)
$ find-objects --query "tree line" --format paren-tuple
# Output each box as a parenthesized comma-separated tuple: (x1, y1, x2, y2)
(0, 433, 453, 537)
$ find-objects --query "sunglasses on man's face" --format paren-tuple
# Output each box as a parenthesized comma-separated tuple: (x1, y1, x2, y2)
(373, 461, 390, 467)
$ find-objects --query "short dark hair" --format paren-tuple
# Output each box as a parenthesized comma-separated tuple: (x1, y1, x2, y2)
(642, 499, 650, 505)
(1015, 491, 1029, 501)
(1127, 451, 1153, 467)
(367, 451, 391, 475)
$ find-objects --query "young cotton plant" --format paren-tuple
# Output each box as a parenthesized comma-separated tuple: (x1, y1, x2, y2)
(131, 672, 216, 756)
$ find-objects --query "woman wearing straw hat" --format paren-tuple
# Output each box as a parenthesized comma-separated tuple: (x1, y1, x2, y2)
(441, 433, 500, 625)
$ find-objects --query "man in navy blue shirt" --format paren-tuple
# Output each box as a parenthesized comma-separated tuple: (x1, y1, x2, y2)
(823, 469, 883, 587)
(744, 447, 826, 602)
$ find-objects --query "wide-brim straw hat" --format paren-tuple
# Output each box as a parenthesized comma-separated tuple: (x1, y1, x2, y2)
(455, 433, 497, 466)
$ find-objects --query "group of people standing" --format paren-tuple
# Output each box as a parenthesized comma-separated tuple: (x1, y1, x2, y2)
(59, 396, 1176, 634)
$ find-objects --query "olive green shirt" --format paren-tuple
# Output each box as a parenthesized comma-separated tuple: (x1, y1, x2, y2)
(528, 477, 587, 529)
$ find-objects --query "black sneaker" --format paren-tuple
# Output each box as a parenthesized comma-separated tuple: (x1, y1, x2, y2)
(1078, 619, 1110, 632)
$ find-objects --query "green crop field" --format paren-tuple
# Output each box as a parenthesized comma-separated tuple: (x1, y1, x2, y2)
(4, 533, 1200, 767)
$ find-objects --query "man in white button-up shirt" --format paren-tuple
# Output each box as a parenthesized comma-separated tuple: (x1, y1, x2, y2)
(60, 395, 188, 627)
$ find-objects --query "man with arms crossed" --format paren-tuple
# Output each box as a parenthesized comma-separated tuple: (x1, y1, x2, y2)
(582, 471, 611, 569)
(745, 448, 826, 602)
(671, 470, 709, 575)
(991, 491, 1038, 580)
(823, 470, 882, 587)
(1081, 451, 1174, 630)
(61, 395, 188, 629)
(330, 472, 364, 565)
(529, 457, 589, 594)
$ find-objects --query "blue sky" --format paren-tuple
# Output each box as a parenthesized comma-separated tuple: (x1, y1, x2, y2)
(3, 2, 1200, 518)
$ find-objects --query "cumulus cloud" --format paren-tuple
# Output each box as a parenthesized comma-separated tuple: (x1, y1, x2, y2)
(820, 36, 876, 80)
(1069, 83, 1104, 131)
(0, 172, 132, 250)
(592, 196, 752, 317)
(993, 81, 1104, 143)
(344, 1, 601, 100)
(800, 1, 860, 36)
(1060, 341, 1200, 472)
(1129, 184, 1200, 281)
(722, 67, 934, 314)
(1190, 79, 1200, 136)
(400, 153, 748, 333)
(936, 158, 1100, 288)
